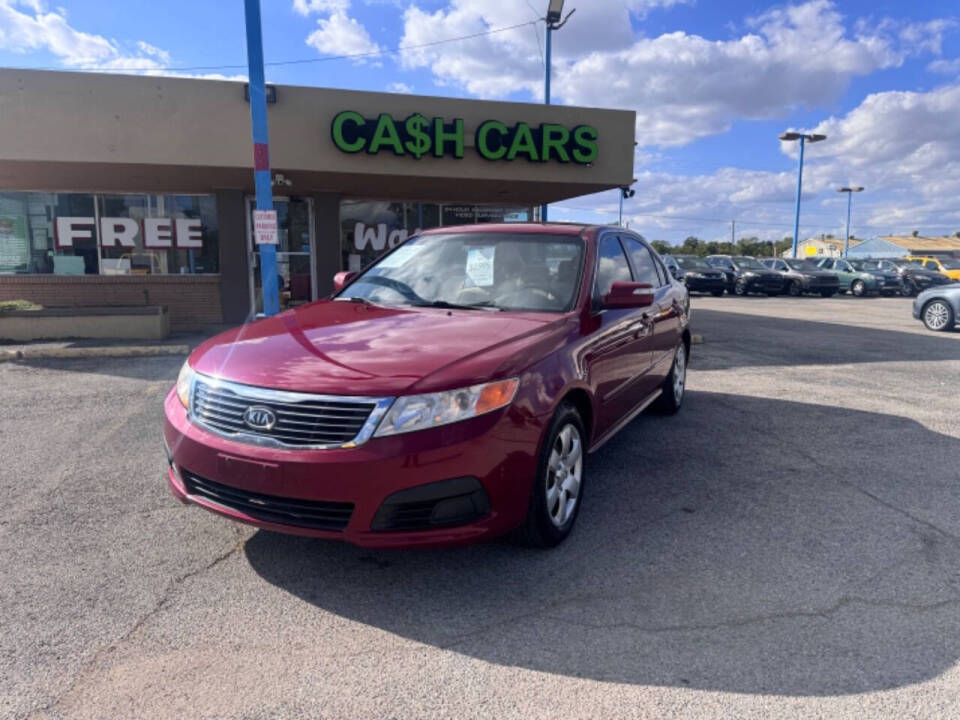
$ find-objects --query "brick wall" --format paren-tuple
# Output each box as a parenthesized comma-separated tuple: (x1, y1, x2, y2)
(0, 275, 223, 330)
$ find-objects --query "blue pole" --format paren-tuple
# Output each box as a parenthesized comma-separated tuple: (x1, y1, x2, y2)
(790, 136, 805, 259)
(540, 25, 551, 223)
(244, 0, 279, 316)
(843, 190, 852, 257)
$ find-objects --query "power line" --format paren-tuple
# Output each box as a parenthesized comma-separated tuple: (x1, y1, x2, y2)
(2, 19, 542, 74)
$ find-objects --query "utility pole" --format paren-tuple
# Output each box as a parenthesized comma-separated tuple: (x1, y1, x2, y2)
(244, 0, 279, 316)
(730, 219, 735, 248)
(779, 131, 827, 259)
(540, 1, 575, 223)
(837, 186, 864, 257)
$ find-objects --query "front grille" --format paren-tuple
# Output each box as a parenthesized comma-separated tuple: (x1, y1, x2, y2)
(191, 377, 384, 448)
(183, 471, 354, 530)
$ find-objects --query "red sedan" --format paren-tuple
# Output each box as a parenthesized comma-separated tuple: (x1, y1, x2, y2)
(163, 223, 691, 548)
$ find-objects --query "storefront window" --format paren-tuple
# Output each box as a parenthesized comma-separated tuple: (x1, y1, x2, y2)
(340, 200, 531, 272)
(0, 191, 218, 276)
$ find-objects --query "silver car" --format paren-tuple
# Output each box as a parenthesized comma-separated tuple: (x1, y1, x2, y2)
(913, 284, 960, 331)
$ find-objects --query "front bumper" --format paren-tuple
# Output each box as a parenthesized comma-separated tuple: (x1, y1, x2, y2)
(163, 389, 544, 548)
(685, 276, 726, 292)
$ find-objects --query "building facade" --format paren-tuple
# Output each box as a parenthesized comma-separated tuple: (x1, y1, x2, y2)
(0, 70, 635, 329)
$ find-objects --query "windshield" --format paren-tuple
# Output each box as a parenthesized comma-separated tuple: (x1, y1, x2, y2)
(893, 259, 922, 267)
(940, 259, 960, 270)
(733, 256, 767, 270)
(675, 256, 709, 270)
(336, 232, 584, 313)
(784, 259, 820, 271)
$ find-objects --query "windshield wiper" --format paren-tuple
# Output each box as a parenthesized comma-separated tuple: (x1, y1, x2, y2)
(408, 300, 502, 311)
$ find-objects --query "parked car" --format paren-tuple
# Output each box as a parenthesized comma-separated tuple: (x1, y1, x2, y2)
(812, 257, 883, 296)
(847, 259, 903, 296)
(704, 255, 785, 296)
(903, 255, 960, 282)
(663, 254, 727, 296)
(163, 224, 691, 549)
(873, 258, 953, 296)
(913, 283, 960, 331)
(760, 258, 840, 297)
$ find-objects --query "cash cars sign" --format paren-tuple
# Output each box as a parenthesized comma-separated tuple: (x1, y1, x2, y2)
(330, 111, 598, 165)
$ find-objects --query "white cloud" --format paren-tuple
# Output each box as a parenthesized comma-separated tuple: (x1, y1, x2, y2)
(399, 0, 952, 147)
(305, 9, 381, 59)
(0, 0, 168, 71)
(555, 82, 960, 242)
(928, 58, 960, 76)
(292, 0, 350, 15)
(387, 81, 413, 94)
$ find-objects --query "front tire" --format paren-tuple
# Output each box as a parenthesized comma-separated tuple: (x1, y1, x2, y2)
(922, 300, 955, 332)
(734, 278, 749, 296)
(820, 290, 836, 298)
(851, 279, 866, 297)
(654, 341, 687, 415)
(520, 404, 586, 548)
(710, 289, 724, 297)
(788, 280, 802, 297)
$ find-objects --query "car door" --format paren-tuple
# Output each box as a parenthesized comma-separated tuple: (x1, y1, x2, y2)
(621, 235, 679, 389)
(583, 233, 656, 434)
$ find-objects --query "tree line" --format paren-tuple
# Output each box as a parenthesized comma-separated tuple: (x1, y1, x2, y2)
(647, 236, 795, 258)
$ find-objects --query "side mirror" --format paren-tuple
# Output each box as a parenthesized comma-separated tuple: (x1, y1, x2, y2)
(333, 271, 357, 292)
(603, 281, 655, 309)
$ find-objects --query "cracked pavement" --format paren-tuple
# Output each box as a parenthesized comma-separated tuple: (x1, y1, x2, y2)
(3, 295, 960, 719)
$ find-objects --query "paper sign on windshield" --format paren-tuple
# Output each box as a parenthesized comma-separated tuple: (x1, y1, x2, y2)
(466, 247, 495, 287)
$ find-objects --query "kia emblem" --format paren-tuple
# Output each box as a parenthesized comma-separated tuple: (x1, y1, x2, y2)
(243, 405, 277, 431)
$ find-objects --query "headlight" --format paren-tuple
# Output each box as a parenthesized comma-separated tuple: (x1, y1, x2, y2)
(176, 360, 194, 410)
(687, 272, 704, 279)
(374, 378, 519, 437)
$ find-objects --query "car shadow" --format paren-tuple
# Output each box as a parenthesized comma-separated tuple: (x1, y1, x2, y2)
(244, 390, 960, 697)
(691, 308, 960, 370)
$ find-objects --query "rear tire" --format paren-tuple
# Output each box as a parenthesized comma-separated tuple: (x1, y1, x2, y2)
(922, 300, 955, 332)
(519, 404, 586, 548)
(654, 341, 687, 415)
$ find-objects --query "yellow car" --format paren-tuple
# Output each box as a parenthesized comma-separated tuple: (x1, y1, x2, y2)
(905, 256, 960, 281)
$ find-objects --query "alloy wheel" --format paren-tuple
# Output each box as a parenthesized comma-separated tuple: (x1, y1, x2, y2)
(545, 424, 583, 527)
(924, 301, 951, 331)
(673, 344, 687, 404)
(789, 280, 802, 296)
(852, 280, 865, 297)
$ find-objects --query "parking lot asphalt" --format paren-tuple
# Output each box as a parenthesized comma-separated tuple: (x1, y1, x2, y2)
(3, 294, 960, 719)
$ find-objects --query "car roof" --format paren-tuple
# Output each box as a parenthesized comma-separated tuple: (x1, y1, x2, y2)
(418, 222, 590, 237)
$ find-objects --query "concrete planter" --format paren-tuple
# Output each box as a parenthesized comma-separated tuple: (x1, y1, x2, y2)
(0, 306, 169, 341)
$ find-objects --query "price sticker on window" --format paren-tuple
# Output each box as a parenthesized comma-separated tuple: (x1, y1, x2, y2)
(253, 210, 279, 245)
(466, 246, 495, 287)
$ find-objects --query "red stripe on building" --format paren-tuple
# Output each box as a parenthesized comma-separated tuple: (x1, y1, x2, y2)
(253, 143, 270, 171)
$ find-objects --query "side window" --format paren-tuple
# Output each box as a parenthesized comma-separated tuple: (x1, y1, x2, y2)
(775, 261, 787, 270)
(926, 261, 939, 270)
(593, 235, 633, 302)
(621, 236, 662, 287)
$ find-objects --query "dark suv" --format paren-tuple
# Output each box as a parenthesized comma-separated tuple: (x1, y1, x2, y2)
(761, 258, 840, 297)
(704, 255, 785, 296)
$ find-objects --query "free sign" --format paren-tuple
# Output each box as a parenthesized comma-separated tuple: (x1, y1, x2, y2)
(55, 217, 203, 249)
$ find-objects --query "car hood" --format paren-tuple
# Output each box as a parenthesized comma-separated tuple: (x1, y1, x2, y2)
(189, 300, 563, 397)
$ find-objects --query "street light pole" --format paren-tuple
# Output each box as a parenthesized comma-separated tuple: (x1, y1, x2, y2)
(618, 186, 635, 226)
(779, 131, 826, 259)
(540, 0, 575, 223)
(837, 186, 864, 257)
(244, 0, 279, 316)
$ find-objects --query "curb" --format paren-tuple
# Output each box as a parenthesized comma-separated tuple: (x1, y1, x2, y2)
(0, 345, 190, 362)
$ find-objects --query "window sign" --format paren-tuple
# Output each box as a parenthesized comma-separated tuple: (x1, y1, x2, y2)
(331, 111, 599, 165)
(0, 191, 218, 275)
(0, 215, 30, 273)
(465, 247, 495, 287)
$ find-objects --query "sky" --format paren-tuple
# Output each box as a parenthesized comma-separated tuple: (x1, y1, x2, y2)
(1, 0, 959, 244)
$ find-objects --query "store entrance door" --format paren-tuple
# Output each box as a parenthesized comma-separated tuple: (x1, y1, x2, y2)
(246, 197, 316, 315)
